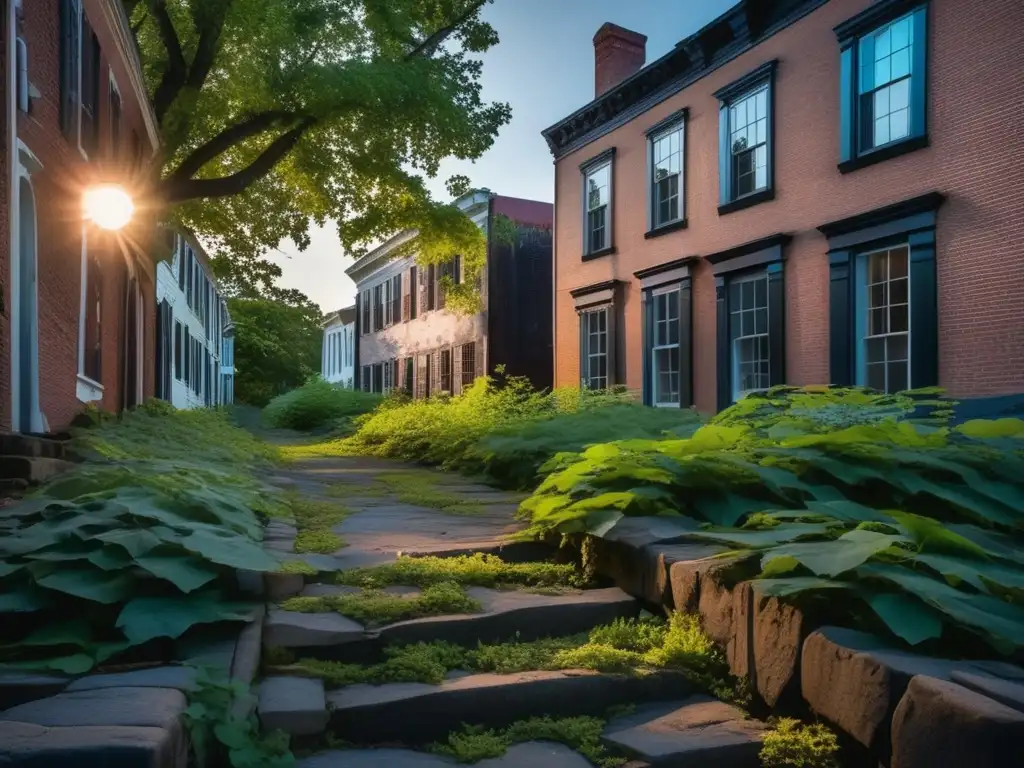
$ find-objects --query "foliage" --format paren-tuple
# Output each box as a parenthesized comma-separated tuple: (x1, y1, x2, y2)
(431, 716, 624, 767)
(330, 553, 584, 590)
(759, 718, 840, 768)
(288, 494, 351, 554)
(519, 386, 1024, 655)
(183, 666, 294, 768)
(375, 471, 485, 514)
(286, 373, 699, 489)
(128, 0, 508, 298)
(264, 378, 382, 431)
(279, 582, 481, 626)
(230, 297, 323, 406)
(0, 408, 280, 673)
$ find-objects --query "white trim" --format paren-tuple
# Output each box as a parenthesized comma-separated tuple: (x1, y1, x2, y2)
(76, 373, 104, 403)
(12, 149, 44, 432)
(582, 160, 613, 255)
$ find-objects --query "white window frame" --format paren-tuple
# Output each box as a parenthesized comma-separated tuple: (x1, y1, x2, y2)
(727, 83, 770, 201)
(855, 243, 911, 393)
(648, 121, 685, 231)
(76, 223, 103, 400)
(651, 286, 681, 407)
(581, 153, 613, 257)
(730, 270, 771, 402)
(580, 307, 610, 390)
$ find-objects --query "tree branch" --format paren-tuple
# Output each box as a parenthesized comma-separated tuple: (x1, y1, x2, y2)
(168, 110, 300, 182)
(147, 0, 187, 123)
(185, 0, 233, 92)
(162, 118, 317, 203)
(405, 0, 488, 60)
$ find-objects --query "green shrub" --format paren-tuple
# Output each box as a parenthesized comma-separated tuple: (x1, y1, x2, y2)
(263, 378, 382, 431)
(519, 386, 1024, 655)
(759, 718, 839, 768)
(279, 582, 481, 626)
(331, 553, 583, 589)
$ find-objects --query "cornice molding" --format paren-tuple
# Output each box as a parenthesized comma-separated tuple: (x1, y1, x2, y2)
(817, 192, 945, 240)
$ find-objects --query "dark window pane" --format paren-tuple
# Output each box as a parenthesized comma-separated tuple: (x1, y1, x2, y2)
(866, 362, 886, 390)
(865, 337, 886, 365)
(887, 361, 908, 393)
(890, 277, 908, 305)
(890, 303, 908, 333)
(887, 334, 909, 362)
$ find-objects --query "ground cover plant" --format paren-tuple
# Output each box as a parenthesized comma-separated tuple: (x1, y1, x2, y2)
(279, 582, 481, 626)
(376, 470, 486, 514)
(0, 404, 283, 674)
(519, 386, 1024, 655)
(263, 377, 382, 432)
(282, 374, 701, 489)
(287, 495, 350, 554)
(759, 718, 840, 768)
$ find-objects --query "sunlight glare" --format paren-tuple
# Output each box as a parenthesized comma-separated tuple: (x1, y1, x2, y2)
(83, 185, 135, 231)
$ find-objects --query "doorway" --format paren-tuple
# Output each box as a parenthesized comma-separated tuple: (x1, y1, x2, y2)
(14, 175, 41, 433)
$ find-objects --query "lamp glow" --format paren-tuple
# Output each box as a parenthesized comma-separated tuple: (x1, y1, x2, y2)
(83, 185, 134, 231)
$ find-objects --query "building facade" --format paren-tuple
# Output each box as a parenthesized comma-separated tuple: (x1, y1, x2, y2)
(544, 0, 1024, 414)
(154, 232, 233, 409)
(321, 305, 355, 387)
(3, 0, 161, 432)
(348, 189, 553, 396)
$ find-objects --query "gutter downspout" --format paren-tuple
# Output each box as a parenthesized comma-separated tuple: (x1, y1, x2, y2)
(6, 0, 19, 428)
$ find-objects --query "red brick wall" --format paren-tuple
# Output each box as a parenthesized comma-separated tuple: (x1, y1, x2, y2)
(492, 195, 553, 229)
(15, 0, 158, 430)
(553, 0, 1024, 412)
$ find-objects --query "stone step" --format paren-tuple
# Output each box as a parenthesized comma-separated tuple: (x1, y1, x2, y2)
(266, 586, 638, 662)
(0, 434, 69, 460)
(296, 742, 595, 767)
(326, 669, 692, 746)
(602, 697, 766, 767)
(0, 456, 75, 484)
(258, 676, 329, 736)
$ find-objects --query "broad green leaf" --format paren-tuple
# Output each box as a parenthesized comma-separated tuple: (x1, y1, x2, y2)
(947, 525, 1024, 566)
(214, 720, 253, 750)
(758, 555, 801, 579)
(750, 577, 853, 598)
(36, 567, 135, 604)
(915, 553, 1024, 592)
(116, 593, 257, 645)
(95, 528, 163, 557)
(20, 620, 93, 648)
(887, 511, 989, 559)
(957, 418, 1024, 438)
(0, 586, 50, 613)
(584, 509, 623, 538)
(0, 562, 22, 578)
(865, 592, 943, 645)
(87, 545, 134, 571)
(803, 500, 891, 524)
(38, 654, 95, 675)
(135, 552, 219, 593)
(763, 529, 899, 577)
(180, 527, 280, 572)
(689, 522, 833, 549)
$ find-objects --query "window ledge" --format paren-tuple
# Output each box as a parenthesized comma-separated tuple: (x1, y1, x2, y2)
(582, 245, 617, 262)
(718, 188, 775, 216)
(76, 374, 104, 404)
(838, 135, 929, 174)
(644, 219, 689, 240)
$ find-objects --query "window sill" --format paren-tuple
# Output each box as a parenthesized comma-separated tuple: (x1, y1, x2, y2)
(838, 135, 929, 174)
(644, 219, 688, 240)
(718, 188, 775, 216)
(76, 374, 104, 404)
(582, 245, 617, 262)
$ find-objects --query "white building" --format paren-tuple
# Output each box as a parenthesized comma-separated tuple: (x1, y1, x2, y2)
(321, 306, 356, 387)
(155, 232, 234, 409)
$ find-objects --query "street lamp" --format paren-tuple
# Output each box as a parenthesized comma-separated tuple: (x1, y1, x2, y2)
(83, 184, 135, 231)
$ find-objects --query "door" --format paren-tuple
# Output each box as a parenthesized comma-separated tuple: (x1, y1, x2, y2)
(15, 177, 41, 433)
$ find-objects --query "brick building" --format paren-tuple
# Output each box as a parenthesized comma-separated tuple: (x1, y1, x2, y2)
(3, 0, 160, 432)
(348, 188, 553, 396)
(543, 0, 1024, 413)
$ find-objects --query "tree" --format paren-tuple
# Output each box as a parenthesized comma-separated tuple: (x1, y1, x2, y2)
(127, 0, 508, 297)
(229, 293, 323, 405)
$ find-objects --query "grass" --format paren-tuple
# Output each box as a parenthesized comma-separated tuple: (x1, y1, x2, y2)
(377, 471, 486, 515)
(276, 560, 318, 575)
(278, 582, 482, 627)
(759, 718, 840, 768)
(330, 553, 585, 590)
(263, 378, 382, 431)
(287, 495, 351, 554)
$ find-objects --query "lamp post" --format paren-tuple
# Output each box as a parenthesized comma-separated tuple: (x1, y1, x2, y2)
(83, 184, 135, 231)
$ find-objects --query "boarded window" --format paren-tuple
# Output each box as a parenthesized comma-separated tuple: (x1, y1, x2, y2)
(460, 342, 476, 388)
(440, 349, 452, 393)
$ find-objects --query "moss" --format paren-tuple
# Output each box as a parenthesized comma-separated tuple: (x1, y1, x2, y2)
(263, 646, 296, 667)
(296, 642, 467, 686)
(332, 553, 584, 590)
(276, 559, 317, 575)
(742, 512, 781, 530)
(856, 520, 901, 535)
(287, 495, 350, 554)
(294, 529, 346, 554)
(279, 582, 482, 627)
(759, 718, 840, 768)
(377, 471, 485, 515)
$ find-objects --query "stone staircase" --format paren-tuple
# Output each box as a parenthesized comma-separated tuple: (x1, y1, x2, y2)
(0, 433, 76, 496)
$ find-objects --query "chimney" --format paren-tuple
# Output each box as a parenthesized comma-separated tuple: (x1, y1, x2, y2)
(593, 23, 647, 97)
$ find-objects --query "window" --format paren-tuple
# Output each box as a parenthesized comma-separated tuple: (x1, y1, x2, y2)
(178, 241, 187, 290)
(715, 61, 776, 214)
(409, 267, 418, 319)
(648, 117, 685, 232)
(404, 357, 414, 394)
(651, 289, 681, 406)
(440, 349, 452, 393)
(729, 272, 771, 401)
(581, 150, 614, 258)
(186, 249, 193, 307)
(383, 359, 393, 394)
(81, 252, 103, 384)
(372, 363, 383, 394)
(109, 79, 122, 157)
(460, 342, 476, 388)
(80, 17, 100, 155)
(361, 290, 371, 335)
(391, 275, 402, 324)
(361, 365, 371, 392)
(836, 3, 927, 172)
(581, 309, 609, 390)
(373, 284, 384, 330)
(184, 331, 191, 385)
(174, 321, 183, 380)
(382, 280, 392, 327)
(59, 0, 82, 140)
(858, 245, 910, 393)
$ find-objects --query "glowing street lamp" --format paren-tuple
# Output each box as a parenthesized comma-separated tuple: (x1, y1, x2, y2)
(83, 184, 135, 231)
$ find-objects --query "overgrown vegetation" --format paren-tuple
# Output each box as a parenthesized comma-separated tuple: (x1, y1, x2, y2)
(759, 718, 840, 768)
(520, 386, 1024, 655)
(287, 495, 350, 554)
(431, 716, 624, 767)
(279, 582, 481, 626)
(376, 471, 486, 514)
(283, 374, 701, 489)
(264, 378, 382, 431)
(0, 405, 281, 674)
(330, 553, 585, 590)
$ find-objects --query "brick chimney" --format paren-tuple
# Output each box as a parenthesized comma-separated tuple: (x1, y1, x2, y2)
(593, 23, 647, 97)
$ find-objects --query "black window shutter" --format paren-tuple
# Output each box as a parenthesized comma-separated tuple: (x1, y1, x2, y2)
(578, 313, 588, 388)
(715, 277, 730, 411)
(718, 104, 731, 205)
(908, 229, 938, 388)
(767, 264, 786, 387)
(641, 294, 652, 406)
(59, 0, 80, 139)
(606, 307, 617, 387)
(679, 278, 693, 408)
(828, 250, 853, 386)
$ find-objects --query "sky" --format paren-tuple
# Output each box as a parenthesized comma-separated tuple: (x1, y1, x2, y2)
(270, 0, 734, 314)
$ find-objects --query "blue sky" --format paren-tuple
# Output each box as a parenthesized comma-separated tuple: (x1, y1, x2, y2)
(271, 0, 733, 312)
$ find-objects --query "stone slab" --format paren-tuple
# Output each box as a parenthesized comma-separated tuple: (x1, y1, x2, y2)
(65, 666, 197, 693)
(257, 676, 328, 736)
(264, 606, 365, 648)
(0, 687, 186, 730)
(0, 721, 187, 768)
(950, 670, 1024, 714)
(327, 669, 692, 745)
(0, 673, 69, 711)
(231, 604, 266, 687)
(267, 572, 306, 600)
(602, 697, 765, 767)
(891, 675, 1024, 768)
(476, 742, 596, 767)
(295, 742, 592, 768)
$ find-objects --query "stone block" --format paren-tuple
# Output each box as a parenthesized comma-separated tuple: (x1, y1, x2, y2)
(751, 585, 808, 708)
(258, 676, 329, 736)
(65, 667, 197, 693)
(0, 673, 69, 711)
(891, 675, 1024, 768)
(0, 687, 187, 730)
(266, 571, 305, 600)
(0, 721, 187, 768)
(950, 670, 1024, 714)
(264, 607, 365, 648)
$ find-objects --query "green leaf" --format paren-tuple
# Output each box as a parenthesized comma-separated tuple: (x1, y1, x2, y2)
(763, 529, 900, 577)
(41, 654, 95, 675)
(583, 509, 623, 538)
(20, 620, 93, 649)
(865, 592, 943, 645)
(0, 586, 50, 613)
(95, 528, 163, 557)
(758, 555, 801, 579)
(0, 561, 22, 578)
(802, 500, 891, 524)
(750, 577, 853, 598)
(688, 522, 833, 549)
(116, 593, 257, 645)
(957, 418, 1024, 438)
(36, 567, 135, 604)
(214, 719, 253, 750)
(180, 528, 280, 572)
(87, 545, 134, 571)
(887, 511, 989, 559)
(134, 551, 219, 593)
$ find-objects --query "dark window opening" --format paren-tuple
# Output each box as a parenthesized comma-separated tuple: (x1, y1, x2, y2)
(460, 342, 476, 388)
(440, 349, 452, 393)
